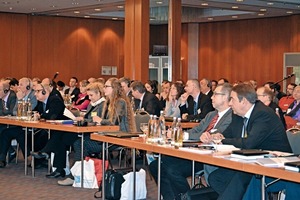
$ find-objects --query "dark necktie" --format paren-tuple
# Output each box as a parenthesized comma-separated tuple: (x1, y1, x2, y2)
(43, 103, 46, 112)
(242, 117, 248, 138)
(193, 101, 197, 115)
(205, 114, 219, 132)
(2, 100, 6, 111)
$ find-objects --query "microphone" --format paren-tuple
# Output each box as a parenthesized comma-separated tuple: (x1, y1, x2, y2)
(285, 73, 295, 79)
(52, 72, 59, 81)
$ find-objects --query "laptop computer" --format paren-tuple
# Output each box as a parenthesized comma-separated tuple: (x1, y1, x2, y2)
(104, 132, 142, 138)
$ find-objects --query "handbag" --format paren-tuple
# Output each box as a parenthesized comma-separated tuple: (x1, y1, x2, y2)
(94, 169, 125, 199)
(180, 184, 218, 200)
(85, 157, 109, 187)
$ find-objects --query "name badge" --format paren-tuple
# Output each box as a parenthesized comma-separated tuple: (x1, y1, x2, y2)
(197, 108, 201, 114)
(91, 112, 97, 117)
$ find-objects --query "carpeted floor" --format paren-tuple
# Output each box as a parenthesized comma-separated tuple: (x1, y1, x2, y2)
(0, 152, 158, 200)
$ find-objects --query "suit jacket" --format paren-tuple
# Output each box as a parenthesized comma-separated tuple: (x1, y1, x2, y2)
(64, 87, 80, 102)
(33, 95, 66, 120)
(134, 92, 161, 116)
(187, 109, 233, 140)
(0, 90, 16, 116)
(268, 101, 286, 129)
(13, 90, 38, 116)
(222, 101, 291, 152)
(84, 101, 104, 123)
(179, 93, 214, 121)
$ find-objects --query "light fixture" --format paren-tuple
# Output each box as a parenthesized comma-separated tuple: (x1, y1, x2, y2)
(156, 1, 163, 5)
(208, 17, 214, 21)
(286, 11, 293, 14)
(258, 13, 265, 16)
(232, 16, 238, 18)
(94, 8, 101, 11)
(267, 2, 274, 6)
(112, 17, 118, 20)
(74, 11, 80, 14)
(84, 16, 90, 18)
(260, 8, 267, 12)
(201, 3, 208, 6)
(117, 5, 124, 9)
(236, 0, 243, 2)
(232, 6, 239, 9)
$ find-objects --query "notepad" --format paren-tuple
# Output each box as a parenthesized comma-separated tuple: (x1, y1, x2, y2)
(104, 132, 142, 138)
(231, 149, 269, 160)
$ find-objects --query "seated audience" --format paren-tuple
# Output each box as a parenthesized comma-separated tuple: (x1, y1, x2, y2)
(200, 78, 213, 98)
(279, 83, 296, 112)
(70, 80, 90, 111)
(286, 85, 300, 122)
(256, 86, 286, 129)
(56, 80, 68, 97)
(131, 81, 161, 116)
(158, 80, 171, 109)
(0, 78, 37, 167)
(119, 77, 133, 99)
(179, 79, 214, 121)
(144, 80, 159, 99)
(58, 78, 136, 185)
(211, 80, 218, 91)
(217, 78, 229, 85)
(0, 80, 16, 116)
(150, 83, 233, 200)
(64, 77, 80, 102)
(202, 83, 291, 200)
(164, 82, 184, 118)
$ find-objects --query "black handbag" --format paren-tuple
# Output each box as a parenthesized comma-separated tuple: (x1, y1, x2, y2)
(94, 169, 125, 199)
(180, 184, 218, 200)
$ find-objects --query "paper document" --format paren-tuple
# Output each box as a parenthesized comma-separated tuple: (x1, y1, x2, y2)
(256, 157, 300, 168)
(64, 108, 76, 120)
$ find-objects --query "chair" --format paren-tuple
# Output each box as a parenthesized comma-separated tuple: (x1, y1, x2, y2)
(286, 130, 300, 154)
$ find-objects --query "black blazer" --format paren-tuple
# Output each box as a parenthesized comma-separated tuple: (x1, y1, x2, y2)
(222, 101, 291, 152)
(0, 91, 16, 116)
(33, 95, 66, 120)
(179, 92, 214, 121)
(64, 87, 80, 102)
(134, 92, 161, 116)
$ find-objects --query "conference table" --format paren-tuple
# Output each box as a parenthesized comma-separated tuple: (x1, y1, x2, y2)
(91, 133, 300, 200)
(165, 121, 199, 129)
(0, 117, 119, 187)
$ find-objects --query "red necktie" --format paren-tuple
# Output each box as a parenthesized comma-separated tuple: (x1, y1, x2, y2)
(205, 114, 219, 132)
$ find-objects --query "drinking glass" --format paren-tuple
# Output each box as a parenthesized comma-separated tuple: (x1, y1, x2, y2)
(211, 134, 223, 152)
(140, 123, 148, 137)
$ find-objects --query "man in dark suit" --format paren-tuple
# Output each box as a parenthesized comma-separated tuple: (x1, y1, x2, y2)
(0, 77, 38, 167)
(131, 81, 161, 116)
(200, 78, 213, 99)
(204, 83, 291, 200)
(180, 79, 214, 121)
(0, 81, 16, 116)
(149, 83, 233, 200)
(64, 77, 80, 102)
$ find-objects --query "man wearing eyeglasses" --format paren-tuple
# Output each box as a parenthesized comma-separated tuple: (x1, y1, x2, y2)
(149, 83, 233, 200)
(279, 83, 297, 113)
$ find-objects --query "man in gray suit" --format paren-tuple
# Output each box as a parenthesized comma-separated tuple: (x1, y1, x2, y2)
(149, 83, 233, 200)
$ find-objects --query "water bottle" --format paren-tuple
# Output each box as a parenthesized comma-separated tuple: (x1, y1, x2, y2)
(27, 99, 32, 121)
(158, 110, 166, 144)
(21, 98, 27, 120)
(171, 117, 177, 146)
(174, 118, 183, 147)
(17, 100, 22, 120)
(147, 115, 153, 143)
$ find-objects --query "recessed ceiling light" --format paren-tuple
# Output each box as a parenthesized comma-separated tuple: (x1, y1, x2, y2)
(84, 16, 90, 18)
(298, 5, 300, 8)
(117, 5, 124, 9)
(156, 1, 163, 4)
(286, 11, 293, 14)
(74, 11, 80, 14)
(50, 5, 57, 8)
(236, 0, 243, 2)
(260, 8, 267, 12)
(9, 7, 12, 10)
(208, 17, 214, 20)
(258, 13, 265, 16)
(201, 3, 208, 6)
(267, 2, 274, 6)
(232, 16, 238, 18)
(232, 6, 239, 9)
(94, 8, 101, 11)
(112, 17, 118, 20)
(31, 8, 36, 11)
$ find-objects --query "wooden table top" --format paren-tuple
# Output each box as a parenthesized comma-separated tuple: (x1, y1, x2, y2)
(91, 134, 300, 183)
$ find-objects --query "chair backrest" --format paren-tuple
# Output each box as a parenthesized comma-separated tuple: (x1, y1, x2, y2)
(135, 110, 150, 132)
(286, 130, 300, 154)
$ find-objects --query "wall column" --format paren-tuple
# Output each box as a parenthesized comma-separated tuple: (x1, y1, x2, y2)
(168, 0, 181, 81)
(187, 23, 199, 79)
(124, 0, 149, 81)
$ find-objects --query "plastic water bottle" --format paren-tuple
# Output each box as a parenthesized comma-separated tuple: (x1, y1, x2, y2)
(174, 118, 183, 147)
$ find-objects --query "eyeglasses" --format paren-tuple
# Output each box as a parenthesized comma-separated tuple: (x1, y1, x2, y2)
(213, 92, 225, 96)
(104, 85, 112, 88)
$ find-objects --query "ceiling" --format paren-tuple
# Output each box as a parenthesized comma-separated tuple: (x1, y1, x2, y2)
(0, 0, 300, 24)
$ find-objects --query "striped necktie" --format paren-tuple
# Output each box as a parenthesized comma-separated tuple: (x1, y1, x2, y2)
(242, 117, 248, 138)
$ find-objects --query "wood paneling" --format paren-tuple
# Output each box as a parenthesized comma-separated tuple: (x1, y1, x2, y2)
(0, 13, 124, 83)
(198, 17, 292, 86)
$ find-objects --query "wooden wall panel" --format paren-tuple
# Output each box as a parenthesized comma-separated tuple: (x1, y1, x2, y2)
(198, 17, 292, 86)
(181, 23, 188, 82)
(0, 13, 13, 76)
